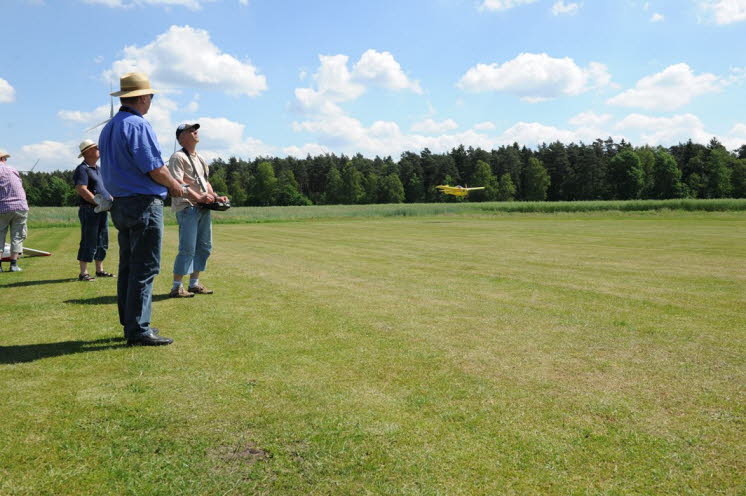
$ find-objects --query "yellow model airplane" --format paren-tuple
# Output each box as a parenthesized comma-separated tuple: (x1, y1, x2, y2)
(436, 184, 485, 197)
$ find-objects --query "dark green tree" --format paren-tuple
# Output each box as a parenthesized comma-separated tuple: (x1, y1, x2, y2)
(651, 150, 684, 199)
(324, 165, 344, 204)
(522, 157, 550, 201)
(405, 173, 425, 203)
(608, 149, 644, 200)
(47, 176, 71, 206)
(209, 167, 229, 197)
(363, 172, 380, 203)
(227, 171, 248, 206)
(497, 173, 516, 201)
(276, 169, 311, 205)
(731, 159, 746, 198)
(340, 161, 365, 204)
(704, 146, 733, 198)
(251, 161, 278, 206)
(469, 160, 497, 202)
(379, 173, 404, 203)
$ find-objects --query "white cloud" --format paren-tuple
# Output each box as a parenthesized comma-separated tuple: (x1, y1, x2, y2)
(195, 116, 275, 160)
(480, 0, 538, 11)
(310, 54, 366, 103)
(729, 66, 746, 84)
(568, 111, 613, 127)
(607, 63, 721, 111)
(498, 122, 582, 145)
(552, 1, 580, 15)
(58, 104, 112, 124)
(699, 0, 746, 24)
(353, 49, 422, 93)
(283, 143, 330, 158)
(291, 109, 625, 157)
(616, 113, 712, 146)
(292, 50, 421, 115)
(239, 0, 248, 5)
(457, 53, 612, 102)
(650, 12, 665, 22)
(0, 78, 16, 103)
(107, 25, 267, 97)
(14, 141, 78, 172)
(473, 121, 497, 131)
(82, 0, 216, 10)
(614, 113, 746, 149)
(195, 117, 245, 145)
(411, 118, 458, 134)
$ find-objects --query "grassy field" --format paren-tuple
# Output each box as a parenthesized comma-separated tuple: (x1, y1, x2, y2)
(25, 198, 746, 227)
(1, 209, 744, 494)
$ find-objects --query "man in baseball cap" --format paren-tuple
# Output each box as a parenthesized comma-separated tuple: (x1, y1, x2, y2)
(167, 122, 228, 298)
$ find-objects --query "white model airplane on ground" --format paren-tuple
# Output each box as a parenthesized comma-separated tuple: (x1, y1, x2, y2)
(1, 243, 52, 262)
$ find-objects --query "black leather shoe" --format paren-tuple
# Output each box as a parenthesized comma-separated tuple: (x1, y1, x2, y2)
(127, 329, 173, 346)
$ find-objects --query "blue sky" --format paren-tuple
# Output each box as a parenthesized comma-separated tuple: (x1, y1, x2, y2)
(1, 0, 745, 172)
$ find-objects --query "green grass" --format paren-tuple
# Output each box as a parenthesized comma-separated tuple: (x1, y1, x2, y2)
(1, 211, 744, 494)
(26, 198, 746, 227)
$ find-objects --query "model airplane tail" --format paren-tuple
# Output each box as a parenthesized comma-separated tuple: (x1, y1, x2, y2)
(1, 243, 52, 262)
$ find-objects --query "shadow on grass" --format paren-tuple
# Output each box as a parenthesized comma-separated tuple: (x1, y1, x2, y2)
(0, 337, 127, 364)
(0, 278, 77, 288)
(64, 294, 170, 305)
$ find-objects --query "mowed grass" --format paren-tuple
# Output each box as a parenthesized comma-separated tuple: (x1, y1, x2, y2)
(26, 198, 746, 228)
(1, 211, 744, 495)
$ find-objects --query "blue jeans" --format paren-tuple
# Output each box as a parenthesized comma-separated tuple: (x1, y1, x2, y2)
(173, 206, 212, 276)
(77, 206, 109, 263)
(110, 196, 163, 339)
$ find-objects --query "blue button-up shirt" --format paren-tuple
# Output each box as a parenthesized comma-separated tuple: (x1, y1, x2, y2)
(99, 106, 167, 198)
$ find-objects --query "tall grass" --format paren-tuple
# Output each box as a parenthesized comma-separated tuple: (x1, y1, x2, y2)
(27, 198, 746, 227)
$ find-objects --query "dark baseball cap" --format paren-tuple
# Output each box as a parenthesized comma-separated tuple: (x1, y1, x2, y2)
(176, 123, 200, 139)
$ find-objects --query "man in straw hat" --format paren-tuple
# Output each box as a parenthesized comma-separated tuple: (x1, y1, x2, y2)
(99, 72, 185, 346)
(0, 149, 29, 273)
(73, 139, 114, 282)
(167, 122, 229, 298)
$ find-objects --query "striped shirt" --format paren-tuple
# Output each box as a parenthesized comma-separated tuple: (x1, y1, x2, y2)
(0, 164, 28, 213)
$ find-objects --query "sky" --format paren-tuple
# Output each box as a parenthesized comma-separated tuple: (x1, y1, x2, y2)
(1, 0, 745, 172)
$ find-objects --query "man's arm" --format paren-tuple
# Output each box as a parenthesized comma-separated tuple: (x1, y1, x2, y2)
(75, 185, 96, 204)
(148, 165, 184, 198)
(186, 186, 214, 204)
(205, 182, 227, 203)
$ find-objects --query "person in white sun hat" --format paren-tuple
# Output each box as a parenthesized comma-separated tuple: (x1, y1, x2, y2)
(73, 139, 114, 282)
(99, 72, 185, 347)
(0, 149, 29, 273)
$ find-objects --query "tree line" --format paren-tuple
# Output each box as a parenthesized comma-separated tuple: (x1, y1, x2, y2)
(20, 138, 746, 207)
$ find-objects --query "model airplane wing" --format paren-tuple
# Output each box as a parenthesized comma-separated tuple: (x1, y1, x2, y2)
(436, 185, 485, 197)
(2, 243, 52, 262)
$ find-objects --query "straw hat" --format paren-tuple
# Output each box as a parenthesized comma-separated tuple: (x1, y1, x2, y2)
(78, 139, 98, 158)
(110, 72, 158, 98)
(0, 149, 10, 159)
